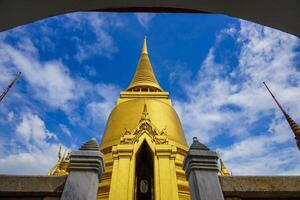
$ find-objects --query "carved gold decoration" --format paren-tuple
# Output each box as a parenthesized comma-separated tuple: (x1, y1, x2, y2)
(120, 104, 168, 145)
(217, 152, 231, 176)
(48, 145, 69, 176)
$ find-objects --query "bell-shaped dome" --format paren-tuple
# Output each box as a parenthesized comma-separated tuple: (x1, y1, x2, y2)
(100, 98, 187, 149)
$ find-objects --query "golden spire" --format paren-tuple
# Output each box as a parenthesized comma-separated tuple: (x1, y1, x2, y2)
(217, 152, 231, 176)
(126, 37, 163, 92)
(220, 158, 231, 176)
(48, 145, 69, 176)
(142, 36, 148, 54)
(263, 82, 300, 150)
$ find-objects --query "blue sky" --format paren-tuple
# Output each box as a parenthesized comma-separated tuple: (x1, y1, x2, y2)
(0, 12, 300, 175)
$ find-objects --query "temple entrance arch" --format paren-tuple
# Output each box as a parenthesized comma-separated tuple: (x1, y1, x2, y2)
(135, 141, 154, 200)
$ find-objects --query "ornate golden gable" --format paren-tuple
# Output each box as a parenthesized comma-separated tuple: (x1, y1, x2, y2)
(120, 104, 168, 145)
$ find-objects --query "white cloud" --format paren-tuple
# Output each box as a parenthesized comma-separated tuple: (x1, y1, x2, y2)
(135, 13, 156, 28)
(0, 12, 124, 125)
(64, 12, 124, 61)
(0, 31, 120, 128)
(174, 20, 300, 175)
(86, 84, 120, 124)
(0, 63, 16, 87)
(0, 39, 77, 110)
(0, 13, 122, 174)
(0, 145, 59, 175)
(59, 124, 72, 137)
(224, 146, 300, 175)
(16, 113, 57, 149)
(84, 65, 97, 76)
(0, 113, 61, 175)
(7, 112, 14, 122)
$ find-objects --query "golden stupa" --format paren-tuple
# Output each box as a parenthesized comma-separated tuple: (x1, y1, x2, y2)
(98, 38, 190, 200)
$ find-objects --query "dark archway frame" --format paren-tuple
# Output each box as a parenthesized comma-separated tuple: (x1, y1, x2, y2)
(0, 0, 300, 37)
(135, 141, 154, 200)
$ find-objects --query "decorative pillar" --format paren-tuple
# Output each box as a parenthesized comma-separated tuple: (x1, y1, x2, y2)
(109, 144, 134, 200)
(155, 144, 179, 200)
(61, 138, 105, 200)
(183, 137, 224, 200)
